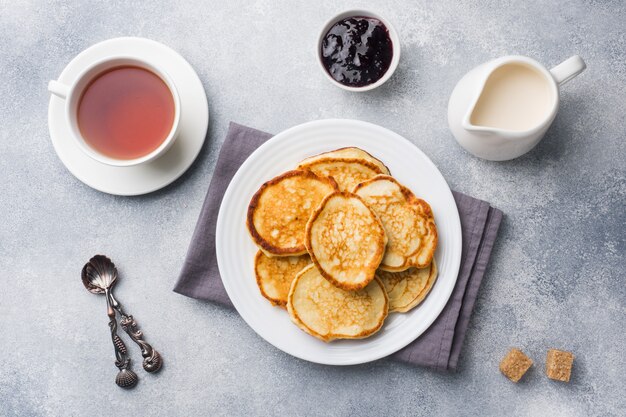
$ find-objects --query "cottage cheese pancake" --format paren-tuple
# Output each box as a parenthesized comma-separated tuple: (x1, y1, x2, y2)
(287, 264, 388, 342)
(297, 147, 390, 175)
(377, 259, 438, 313)
(354, 175, 437, 271)
(247, 170, 338, 256)
(298, 157, 383, 191)
(255, 251, 311, 307)
(306, 191, 387, 290)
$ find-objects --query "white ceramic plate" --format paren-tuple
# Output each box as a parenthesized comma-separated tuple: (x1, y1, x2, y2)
(47, 37, 209, 196)
(216, 119, 462, 365)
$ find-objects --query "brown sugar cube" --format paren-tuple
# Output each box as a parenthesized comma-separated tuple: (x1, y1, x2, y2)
(499, 348, 533, 382)
(545, 349, 574, 382)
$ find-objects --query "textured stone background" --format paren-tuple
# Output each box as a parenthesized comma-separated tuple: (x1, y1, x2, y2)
(1, 1, 624, 416)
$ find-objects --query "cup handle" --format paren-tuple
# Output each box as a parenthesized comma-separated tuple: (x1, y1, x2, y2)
(48, 80, 70, 98)
(550, 55, 586, 86)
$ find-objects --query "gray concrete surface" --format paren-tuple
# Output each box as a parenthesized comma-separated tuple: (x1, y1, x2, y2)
(1, 1, 625, 416)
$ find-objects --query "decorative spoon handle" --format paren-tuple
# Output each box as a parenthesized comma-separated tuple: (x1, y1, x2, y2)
(105, 289, 138, 388)
(108, 291, 163, 373)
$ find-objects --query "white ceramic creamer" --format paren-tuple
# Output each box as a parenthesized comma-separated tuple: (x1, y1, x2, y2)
(448, 55, 585, 161)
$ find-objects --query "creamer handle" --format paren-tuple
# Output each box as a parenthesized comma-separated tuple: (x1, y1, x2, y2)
(550, 55, 586, 86)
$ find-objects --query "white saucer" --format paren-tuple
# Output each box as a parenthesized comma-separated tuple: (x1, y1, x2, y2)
(47, 37, 209, 196)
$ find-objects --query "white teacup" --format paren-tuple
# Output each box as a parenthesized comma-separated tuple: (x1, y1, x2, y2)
(48, 56, 181, 167)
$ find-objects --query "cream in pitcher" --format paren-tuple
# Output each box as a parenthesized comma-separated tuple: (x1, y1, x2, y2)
(469, 63, 552, 132)
(448, 55, 586, 161)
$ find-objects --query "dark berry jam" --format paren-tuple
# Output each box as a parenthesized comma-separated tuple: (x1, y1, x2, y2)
(321, 16, 394, 87)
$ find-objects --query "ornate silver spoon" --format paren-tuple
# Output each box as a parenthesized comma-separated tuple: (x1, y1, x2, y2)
(82, 255, 163, 374)
(81, 255, 138, 388)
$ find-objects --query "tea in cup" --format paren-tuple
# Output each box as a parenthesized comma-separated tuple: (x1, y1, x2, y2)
(48, 56, 181, 167)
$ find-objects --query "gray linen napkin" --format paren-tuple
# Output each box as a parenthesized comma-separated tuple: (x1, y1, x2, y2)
(174, 122, 503, 371)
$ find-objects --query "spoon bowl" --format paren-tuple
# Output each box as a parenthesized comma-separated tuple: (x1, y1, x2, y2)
(82, 254, 118, 294)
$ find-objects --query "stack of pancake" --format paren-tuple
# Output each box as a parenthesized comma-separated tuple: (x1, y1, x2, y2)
(246, 148, 438, 342)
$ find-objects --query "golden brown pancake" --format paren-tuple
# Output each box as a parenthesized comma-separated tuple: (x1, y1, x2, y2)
(305, 191, 387, 290)
(287, 264, 388, 342)
(377, 259, 438, 313)
(297, 157, 383, 191)
(297, 147, 391, 175)
(353, 175, 437, 271)
(254, 251, 311, 307)
(247, 170, 338, 256)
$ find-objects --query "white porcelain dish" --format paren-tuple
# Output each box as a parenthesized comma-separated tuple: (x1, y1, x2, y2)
(47, 37, 209, 195)
(216, 119, 462, 365)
